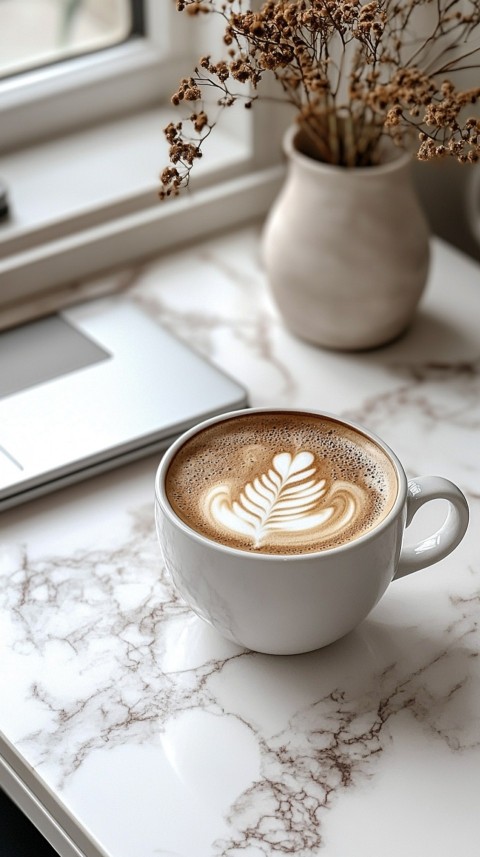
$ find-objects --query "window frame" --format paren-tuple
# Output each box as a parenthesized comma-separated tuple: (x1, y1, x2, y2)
(0, 0, 192, 152)
(0, 1, 286, 317)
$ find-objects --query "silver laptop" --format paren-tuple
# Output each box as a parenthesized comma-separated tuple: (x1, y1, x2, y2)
(0, 296, 247, 511)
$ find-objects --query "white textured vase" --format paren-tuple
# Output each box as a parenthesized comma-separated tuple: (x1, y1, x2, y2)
(262, 128, 431, 350)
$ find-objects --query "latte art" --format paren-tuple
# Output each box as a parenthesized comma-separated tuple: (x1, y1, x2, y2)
(165, 412, 398, 555)
(206, 451, 365, 549)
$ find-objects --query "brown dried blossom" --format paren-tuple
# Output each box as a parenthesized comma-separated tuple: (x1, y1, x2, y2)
(160, 0, 480, 196)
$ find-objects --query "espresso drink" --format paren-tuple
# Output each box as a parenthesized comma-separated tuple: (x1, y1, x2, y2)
(165, 412, 398, 555)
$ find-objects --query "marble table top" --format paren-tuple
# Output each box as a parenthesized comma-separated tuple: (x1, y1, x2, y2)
(1, 224, 480, 857)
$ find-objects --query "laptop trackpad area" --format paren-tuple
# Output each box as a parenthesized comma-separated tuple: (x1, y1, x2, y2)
(0, 315, 110, 398)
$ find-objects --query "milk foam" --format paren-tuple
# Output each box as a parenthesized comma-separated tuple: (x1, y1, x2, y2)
(165, 413, 398, 555)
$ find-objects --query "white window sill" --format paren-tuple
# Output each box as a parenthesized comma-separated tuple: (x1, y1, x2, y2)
(0, 106, 284, 315)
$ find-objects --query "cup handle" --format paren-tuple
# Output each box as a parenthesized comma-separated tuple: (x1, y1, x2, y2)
(395, 476, 469, 579)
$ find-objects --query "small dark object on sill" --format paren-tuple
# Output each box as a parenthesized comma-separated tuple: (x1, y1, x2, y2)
(0, 178, 10, 220)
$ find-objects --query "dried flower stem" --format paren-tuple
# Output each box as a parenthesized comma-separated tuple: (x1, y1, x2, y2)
(160, 0, 480, 197)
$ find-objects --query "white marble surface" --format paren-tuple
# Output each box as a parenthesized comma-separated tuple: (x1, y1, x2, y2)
(1, 224, 480, 857)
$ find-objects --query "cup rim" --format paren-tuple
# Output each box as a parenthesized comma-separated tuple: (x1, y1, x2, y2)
(155, 408, 408, 562)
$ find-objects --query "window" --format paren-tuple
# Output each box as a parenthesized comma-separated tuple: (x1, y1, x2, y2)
(0, 2, 284, 315)
(0, 0, 139, 79)
(0, 1, 185, 150)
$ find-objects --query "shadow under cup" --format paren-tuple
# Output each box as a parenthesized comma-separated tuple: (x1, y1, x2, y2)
(154, 408, 468, 655)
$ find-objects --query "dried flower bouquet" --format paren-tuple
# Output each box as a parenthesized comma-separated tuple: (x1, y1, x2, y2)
(160, 0, 480, 197)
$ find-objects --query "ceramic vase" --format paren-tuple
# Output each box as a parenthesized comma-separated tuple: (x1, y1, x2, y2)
(262, 127, 431, 350)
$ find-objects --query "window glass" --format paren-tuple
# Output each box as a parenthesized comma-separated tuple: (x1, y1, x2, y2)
(0, 0, 134, 79)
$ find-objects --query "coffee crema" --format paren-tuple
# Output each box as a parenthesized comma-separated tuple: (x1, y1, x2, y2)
(165, 412, 398, 555)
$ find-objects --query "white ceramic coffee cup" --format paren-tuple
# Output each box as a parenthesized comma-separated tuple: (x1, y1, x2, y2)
(154, 409, 469, 655)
